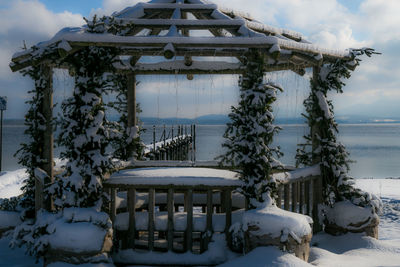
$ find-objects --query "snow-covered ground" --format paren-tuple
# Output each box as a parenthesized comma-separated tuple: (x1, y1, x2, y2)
(0, 170, 399, 267)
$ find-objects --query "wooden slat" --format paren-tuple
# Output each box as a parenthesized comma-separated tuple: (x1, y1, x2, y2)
(305, 180, 311, 216)
(205, 189, 213, 251)
(276, 185, 282, 209)
(127, 188, 136, 249)
(186, 189, 193, 252)
(167, 188, 174, 251)
(224, 189, 232, 249)
(110, 188, 116, 223)
(291, 182, 297, 212)
(284, 184, 290, 211)
(299, 182, 304, 214)
(148, 188, 155, 250)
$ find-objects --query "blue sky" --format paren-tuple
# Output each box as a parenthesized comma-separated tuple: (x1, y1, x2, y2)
(0, 0, 399, 120)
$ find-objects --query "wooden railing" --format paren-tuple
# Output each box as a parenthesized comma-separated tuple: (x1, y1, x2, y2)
(103, 166, 323, 259)
(104, 182, 239, 254)
(274, 166, 323, 233)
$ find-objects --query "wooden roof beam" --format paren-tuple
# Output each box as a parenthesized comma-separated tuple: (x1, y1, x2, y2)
(143, 3, 216, 14)
(114, 18, 245, 30)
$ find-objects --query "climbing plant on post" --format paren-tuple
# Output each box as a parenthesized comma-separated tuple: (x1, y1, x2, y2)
(15, 64, 53, 218)
(296, 48, 382, 226)
(52, 46, 118, 209)
(219, 49, 283, 209)
(107, 73, 145, 161)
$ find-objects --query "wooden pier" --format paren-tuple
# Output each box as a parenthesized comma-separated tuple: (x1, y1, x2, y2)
(144, 125, 196, 161)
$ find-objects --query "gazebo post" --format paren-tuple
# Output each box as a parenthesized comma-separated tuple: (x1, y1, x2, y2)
(41, 64, 54, 211)
(127, 73, 137, 158)
(311, 65, 323, 233)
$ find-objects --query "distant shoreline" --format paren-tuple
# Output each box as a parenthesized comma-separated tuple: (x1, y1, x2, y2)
(4, 117, 400, 126)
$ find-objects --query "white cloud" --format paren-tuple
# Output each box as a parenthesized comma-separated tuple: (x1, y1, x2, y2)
(91, 0, 142, 17)
(0, 0, 84, 118)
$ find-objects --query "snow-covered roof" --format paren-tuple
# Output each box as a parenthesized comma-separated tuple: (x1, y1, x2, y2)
(10, 0, 354, 73)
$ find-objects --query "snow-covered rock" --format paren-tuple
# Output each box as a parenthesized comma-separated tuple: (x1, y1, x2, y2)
(324, 200, 380, 238)
(239, 196, 313, 261)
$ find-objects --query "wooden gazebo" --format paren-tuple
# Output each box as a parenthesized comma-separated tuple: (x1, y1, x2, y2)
(9, 1, 375, 264)
(10, 0, 356, 182)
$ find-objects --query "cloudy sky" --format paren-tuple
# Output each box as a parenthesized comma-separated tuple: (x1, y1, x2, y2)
(0, 0, 399, 120)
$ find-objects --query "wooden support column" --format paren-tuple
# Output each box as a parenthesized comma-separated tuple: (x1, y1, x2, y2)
(127, 73, 137, 158)
(41, 64, 54, 211)
(311, 66, 323, 233)
(311, 66, 322, 165)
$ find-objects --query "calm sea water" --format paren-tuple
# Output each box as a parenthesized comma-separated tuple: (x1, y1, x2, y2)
(2, 122, 400, 179)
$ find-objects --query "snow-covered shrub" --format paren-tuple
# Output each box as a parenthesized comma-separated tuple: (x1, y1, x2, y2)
(0, 197, 21, 212)
(106, 74, 145, 161)
(219, 49, 283, 209)
(11, 208, 112, 262)
(50, 46, 119, 209)
(296, 48, 381, 229)
(14, 65, 53, 219)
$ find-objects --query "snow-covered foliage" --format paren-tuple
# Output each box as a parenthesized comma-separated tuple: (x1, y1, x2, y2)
(14, 65, 52, 219)
(296, 48, 380, 213)
(50, 46, 118, 209)
(106, 74, 145, 161)
(219, 49, 283, 209)
(10, 208, 111, 260)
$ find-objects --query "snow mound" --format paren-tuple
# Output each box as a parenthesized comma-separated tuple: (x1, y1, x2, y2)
(218, 246, 312, 267)
(114, 233, 230, 266)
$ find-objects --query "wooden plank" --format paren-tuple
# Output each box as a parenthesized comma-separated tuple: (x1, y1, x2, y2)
(276, 185, 282, 209)
(116, 18, 244, 29)
(167, 188, 174, 251)
(284, 184, 290, 211)
(127, 188, 136, 249)
(110, 188, 116, 224)
(186, 189, 193, 252)
(305, 180, 311, 216)
(299, 182, 304, 214)
(141, 3, 217, 13)
(148, 188, 155, 250)
(291, 182, 297, 212)
(224, 189, 232, 249)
